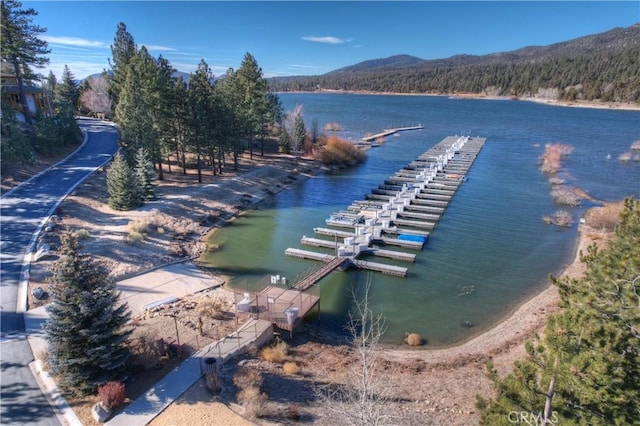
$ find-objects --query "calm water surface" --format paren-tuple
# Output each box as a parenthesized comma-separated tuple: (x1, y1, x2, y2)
(202, 94, 640, 347)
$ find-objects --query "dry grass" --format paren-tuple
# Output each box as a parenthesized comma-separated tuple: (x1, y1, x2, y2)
(282, 361, 300, 375)
(233, 366, 266, 419)
(405, 332, 423, 347)
(75, 228, 91, 240)
(323, 122, 344, 132)
(539, 143, 574, 174)
(551, 187, 581, 206)
(584, 201, 624, 231)
(196, 296, 227, 320)
(542, 210, 573, 227)
(260, 339, 289, 363)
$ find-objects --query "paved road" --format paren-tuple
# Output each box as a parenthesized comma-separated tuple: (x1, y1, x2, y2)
(1, 118, 119, 425)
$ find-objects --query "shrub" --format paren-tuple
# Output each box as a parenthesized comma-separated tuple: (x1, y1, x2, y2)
(319, 136, 366, 166)
(97, 381, 126, 409)
(283, 361, 299, 375)
(197, 297, 226, 320)
(75, 229, 90, 240)
(548, 177, 565, 186)
(584, 202, 624, 231)
(618, 152, 633, 162)
(128, 218, 152, 234)
(543, 210, 573, 227)
(126, 231, 144, 244)
(551, 187, 581, 206)
(405, 332, 423, 346)
(261, 338, 289, 363)
(130, 331, 163, 369)
(234, 366, 266, 419)
(539, 143, 574, 174)
(286, 403, 301, 420)
(323, 122, 343, 132)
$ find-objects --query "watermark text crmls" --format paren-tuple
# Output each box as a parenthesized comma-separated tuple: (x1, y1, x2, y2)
(508, 411, 559, 425)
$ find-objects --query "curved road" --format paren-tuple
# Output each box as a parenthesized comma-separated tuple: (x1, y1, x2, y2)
(1, 118, 119, 424)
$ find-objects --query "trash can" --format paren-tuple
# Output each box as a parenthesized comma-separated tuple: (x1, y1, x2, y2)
(285, 307, 299, 325)
(204, 357, 217, 374)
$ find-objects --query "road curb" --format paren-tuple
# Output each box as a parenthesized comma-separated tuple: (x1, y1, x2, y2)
(29, 359, 83, 426)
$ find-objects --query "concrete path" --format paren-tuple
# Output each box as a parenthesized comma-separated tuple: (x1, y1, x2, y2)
(107, 319, 273, 426)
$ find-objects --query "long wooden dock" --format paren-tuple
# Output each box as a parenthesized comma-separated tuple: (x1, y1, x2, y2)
(285, 135, 487, 278)
(361, 125, 424, 142)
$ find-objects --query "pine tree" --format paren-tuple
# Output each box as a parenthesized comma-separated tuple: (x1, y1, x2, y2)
(479, 198, 640, 425)
(134, 147, 155, 200)
(54, 65, 80, 113)
(187, 59, 214, 183)
(44, 233, 132, 396)
(106, 153, 142, 211)
(109, 22, 136, 112)
(291, 105, 307, 157)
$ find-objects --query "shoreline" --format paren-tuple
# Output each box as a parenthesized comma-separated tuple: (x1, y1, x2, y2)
(386, 220, 597, 363)
(24, 140, 595, 358)
(279, 89, 640, 111)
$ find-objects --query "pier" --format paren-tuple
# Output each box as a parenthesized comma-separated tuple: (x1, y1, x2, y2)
(360, 124, 424, 142)
(286, 135, 487, 278)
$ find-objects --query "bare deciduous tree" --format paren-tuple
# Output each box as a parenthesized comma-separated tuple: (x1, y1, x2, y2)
(315, 274, 399, 426)
(80, 75, 112, 119)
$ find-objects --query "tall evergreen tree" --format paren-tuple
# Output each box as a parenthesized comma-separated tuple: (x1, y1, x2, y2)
(54, 65, 80, 112)
(49, 65, 82, 144)
(151, 55, 176, 180)
(134, 147, 155, 200)
(0, 0, 50, 126)
(44, 233, 132, 396)
(171, 77, 190, 175)
(114, 48, 155, 162)
(109, 22, 136, 113)
(187, 59, 214, 183)
(479, 198, 640, 425)
(106, 153, 142, 211)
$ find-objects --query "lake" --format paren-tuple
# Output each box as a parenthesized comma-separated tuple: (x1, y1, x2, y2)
(201, 94, 640, 347)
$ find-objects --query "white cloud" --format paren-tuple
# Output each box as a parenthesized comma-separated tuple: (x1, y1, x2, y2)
(302, 36, 348, 45)
(142, 44, 177, 52)
(42, 36, 106, 48)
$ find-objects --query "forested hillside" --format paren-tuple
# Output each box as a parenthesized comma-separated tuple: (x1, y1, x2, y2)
(268, 24, 640, 103)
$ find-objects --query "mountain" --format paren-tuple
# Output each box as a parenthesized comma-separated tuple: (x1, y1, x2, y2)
(268, 24, 640, 104)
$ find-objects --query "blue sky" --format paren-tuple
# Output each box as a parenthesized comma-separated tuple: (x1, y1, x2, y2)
(28, 1, 640, 80)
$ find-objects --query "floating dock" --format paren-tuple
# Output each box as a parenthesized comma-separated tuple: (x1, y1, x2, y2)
(285, 135, 487, 279)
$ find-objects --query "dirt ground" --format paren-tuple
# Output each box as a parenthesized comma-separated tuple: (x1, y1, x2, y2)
(7, 140, 612, 425)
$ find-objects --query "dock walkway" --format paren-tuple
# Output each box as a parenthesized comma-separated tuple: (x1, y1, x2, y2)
(361, 125, 424, 142)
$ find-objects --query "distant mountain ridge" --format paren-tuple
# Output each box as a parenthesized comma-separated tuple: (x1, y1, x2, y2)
(330, 23, 640, 74)
(269, 24, 640, 103)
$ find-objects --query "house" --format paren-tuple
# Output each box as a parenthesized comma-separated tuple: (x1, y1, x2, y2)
(1, 60, 51, 121)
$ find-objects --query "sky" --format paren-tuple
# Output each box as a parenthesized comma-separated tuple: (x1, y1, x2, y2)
(26, 1, 640, 80)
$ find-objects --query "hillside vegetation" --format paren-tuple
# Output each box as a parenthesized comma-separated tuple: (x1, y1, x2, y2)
(269, 24, 640, 104)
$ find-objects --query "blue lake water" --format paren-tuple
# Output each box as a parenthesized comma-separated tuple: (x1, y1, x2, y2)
(202, 94, 640, 347)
